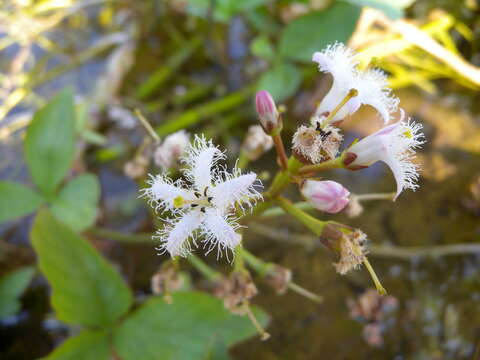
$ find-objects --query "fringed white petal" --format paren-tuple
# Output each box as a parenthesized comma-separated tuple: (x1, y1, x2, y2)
(156, 211, 203, 257)
(356, 69, 399, 124)
(313, 42, 398, 123)
(142, 174, 195, 212)
(349, 119, 424, 199)
(201, 209, 241, 258)
(210, 171, 262, 212)
(182, 135, 225, 191)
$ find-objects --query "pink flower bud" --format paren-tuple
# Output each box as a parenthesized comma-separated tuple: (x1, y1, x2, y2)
(255, 90, 280, 133)
(301, 180, 350, 213)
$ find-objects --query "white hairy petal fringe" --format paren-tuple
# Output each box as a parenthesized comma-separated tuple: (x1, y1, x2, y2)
(155, 211, 203, 257)
(210, 169, 262, 212)
(141, 174, 194, 213)
(201, 209, 242, 260)
(312, 42, 399, 124)
(182, 134, 225, 191)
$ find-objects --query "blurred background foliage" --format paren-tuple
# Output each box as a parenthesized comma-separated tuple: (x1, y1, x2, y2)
(1, 0, 480, 359)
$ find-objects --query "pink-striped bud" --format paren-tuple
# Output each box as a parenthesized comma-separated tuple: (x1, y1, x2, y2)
(301, 180, 350, 213)
(255, 90, 280, 134)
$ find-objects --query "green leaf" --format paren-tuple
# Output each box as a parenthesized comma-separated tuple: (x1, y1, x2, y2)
(113, 292, 269, 360)
(50, 174, 100, 232)
(0, 267, 35, 319)
(186, 0, 266, 22)
(344, 0, 415, 19)
(279, 2, 361, 62)
(31, 210, 133, 327)
(24, 89, 76, 196)
(202, 336, 231, 360)
(43, 330, 110, 360)
(257, 62, 302, 102)
(0, 181, 44, 224)
(250, 35, 275, 61)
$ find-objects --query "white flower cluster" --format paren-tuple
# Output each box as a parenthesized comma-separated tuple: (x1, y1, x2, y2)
(293, 42, 424, 201)
(143, 135, 262, 258)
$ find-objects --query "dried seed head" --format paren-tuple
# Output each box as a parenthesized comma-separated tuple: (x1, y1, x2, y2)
(265, 265, 292, 295)
(334, 230, 368, 275)
(215, 272, 258, 314)
(292, 124, 343, 164)
(151, 262, 183, 295)
(241, 125, 274, 161)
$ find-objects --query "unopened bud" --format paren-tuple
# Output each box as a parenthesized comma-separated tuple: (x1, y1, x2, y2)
(151, 262, 183, 296)
(241, 125, 274, 161)
(265, 265, 292, 295)
(301, 180, 350, 213)
(345, 194, 364, 218)
(154, 130, 190, 169)
(214, 272, 258, 314)
(255, 90, 280, 134)
(124, 156, 149, 179)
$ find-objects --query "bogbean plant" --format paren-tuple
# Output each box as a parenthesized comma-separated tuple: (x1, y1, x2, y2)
(142, 43, 425, 340)
(0, 42, 425, 358)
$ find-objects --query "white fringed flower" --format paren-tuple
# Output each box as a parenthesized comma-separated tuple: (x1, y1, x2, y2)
(346, 117, 424, 200)
(312, 42, 399, 124)
(154, 130, 190, 169)
(143, 135, 262, 258)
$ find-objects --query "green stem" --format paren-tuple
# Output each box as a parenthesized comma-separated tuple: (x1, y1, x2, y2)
(242, 249, 271, 276)
(136, 37, 202, 100)
(156, 86, 254, 136)
(264, 157, 303, 199)
(363, 258, 387, 296)
(187, 255, 221, 281)
(234, 244, 246, 273)
(88, 227, 154, 243)
(261, 201, 312, 218)
(237, 150, 251, 170)
(298, 154, 345, 175)
(275, 197, 327, 236)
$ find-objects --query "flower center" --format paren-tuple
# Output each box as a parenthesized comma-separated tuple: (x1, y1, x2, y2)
(173, 187, 214, 212)
(403, 129, 413, 139)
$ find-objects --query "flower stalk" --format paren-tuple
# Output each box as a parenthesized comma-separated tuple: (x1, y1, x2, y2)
(187, 254, 221, 282)
(134, 108, 160, 143)
(298, 153, 346, 175)
(275, 196, 327, 236)
(242, 249, 323, 303)
(271, 132, 289, 171)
